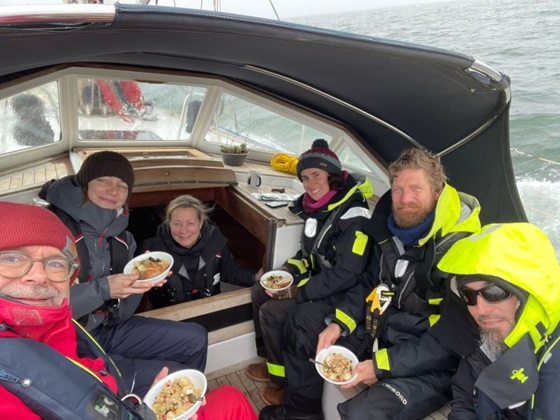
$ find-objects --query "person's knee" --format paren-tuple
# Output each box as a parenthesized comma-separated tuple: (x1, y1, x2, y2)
(259, 299, 279, 324)
(337, 383, 406, 420)
(169, 321, 208, 351)
(191, 323, 208, 349)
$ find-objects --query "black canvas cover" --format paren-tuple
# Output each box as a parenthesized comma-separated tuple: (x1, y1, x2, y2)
(0, 4, 525, 223)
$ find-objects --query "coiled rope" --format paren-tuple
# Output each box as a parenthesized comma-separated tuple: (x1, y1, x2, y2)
(271, 153, 299, 175)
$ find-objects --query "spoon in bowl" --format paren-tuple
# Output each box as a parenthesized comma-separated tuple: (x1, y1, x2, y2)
(186, 393, 205, 404)
(309, 358, 331, 370)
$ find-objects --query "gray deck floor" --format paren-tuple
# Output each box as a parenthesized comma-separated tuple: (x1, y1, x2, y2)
(206, 361, 451, 419)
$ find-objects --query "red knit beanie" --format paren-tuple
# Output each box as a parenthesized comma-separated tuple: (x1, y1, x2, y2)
(296, 139, 342, 180)
(0, 202, 78, 263)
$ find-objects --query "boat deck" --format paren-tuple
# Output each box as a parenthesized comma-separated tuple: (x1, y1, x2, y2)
(206, 360, 451, 419)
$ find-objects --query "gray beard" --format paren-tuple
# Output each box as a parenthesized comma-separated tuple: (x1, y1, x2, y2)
(480, 330, 508, 361)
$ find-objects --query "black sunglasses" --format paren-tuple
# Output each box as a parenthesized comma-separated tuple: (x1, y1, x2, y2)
(459, 284, 512, 306)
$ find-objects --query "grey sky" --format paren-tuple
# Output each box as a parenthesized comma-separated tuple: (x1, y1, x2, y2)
(0, 0, 457, 19)
(155, 0, 456, 19)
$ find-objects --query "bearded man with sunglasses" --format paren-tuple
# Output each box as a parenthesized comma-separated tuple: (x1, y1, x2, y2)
(437, 222, 560, 419)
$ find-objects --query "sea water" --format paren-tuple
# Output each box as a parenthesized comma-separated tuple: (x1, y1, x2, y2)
(296, 0, 560, 255)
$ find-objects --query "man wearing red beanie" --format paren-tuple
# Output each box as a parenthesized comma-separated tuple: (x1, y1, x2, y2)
(0, 202, 134, 418)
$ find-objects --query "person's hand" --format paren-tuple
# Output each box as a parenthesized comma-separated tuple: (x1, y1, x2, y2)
(107, 273, 153, 298)
(317, 322, 341, 354)
(151, 367, 169, 388)
(254, 267, 264, 282)
(341, 359, 378, 389)
(267, 284, 297, 300)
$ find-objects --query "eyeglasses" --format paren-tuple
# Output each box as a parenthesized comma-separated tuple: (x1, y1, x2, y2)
(0, 251, 79, 283)
(459, 284, 512, 306)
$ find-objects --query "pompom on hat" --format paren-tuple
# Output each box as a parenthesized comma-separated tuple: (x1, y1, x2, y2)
(77, 151, 135, 193)
(296, 139, 342, 180)
(0, 202, 78, 265)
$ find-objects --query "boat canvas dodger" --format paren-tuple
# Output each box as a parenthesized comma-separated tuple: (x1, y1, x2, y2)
(0, 3, 525, 224)
(0, 5, 525, 417)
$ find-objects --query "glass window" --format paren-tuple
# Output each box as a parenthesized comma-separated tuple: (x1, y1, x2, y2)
(205, 92, 332, 154)
(0, 82, 60, 155)
(77, 78, 207, 141)
(338, 145, 372, 173)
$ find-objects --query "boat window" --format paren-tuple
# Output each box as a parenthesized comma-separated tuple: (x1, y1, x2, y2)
(338, 145, 372, 173)
(0, 82, 60, 155)
(77, 78, 207, 142)
(204, 92, 332, 154)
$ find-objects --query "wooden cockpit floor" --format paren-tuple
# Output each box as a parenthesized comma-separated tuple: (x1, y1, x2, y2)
(206, 361, 451, 419)
(206, 359, 268, 415)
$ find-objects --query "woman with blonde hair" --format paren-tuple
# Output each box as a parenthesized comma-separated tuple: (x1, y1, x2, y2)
(142, 194, 263, 308)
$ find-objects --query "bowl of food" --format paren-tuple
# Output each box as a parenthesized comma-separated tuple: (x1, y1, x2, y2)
(144, 369, 207, 420)
(260, 270, 293, 295)
(123, 251, 173, 284)
(315, 345, 358, 385)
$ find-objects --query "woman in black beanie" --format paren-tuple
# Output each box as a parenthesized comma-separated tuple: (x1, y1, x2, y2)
(247, 139, 374, 411)
(38, 150, 208, 397)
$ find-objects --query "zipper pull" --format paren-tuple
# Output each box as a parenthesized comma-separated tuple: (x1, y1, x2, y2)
(0, 370, 20, 384)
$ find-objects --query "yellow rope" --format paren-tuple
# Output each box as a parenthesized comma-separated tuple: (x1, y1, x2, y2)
(271, 153, 298, 175)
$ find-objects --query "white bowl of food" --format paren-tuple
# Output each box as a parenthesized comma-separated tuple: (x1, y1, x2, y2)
(144, 369, 207, 420)
(123, 251, 173, 284)
(315, 345, 358, 385)
(260, 270, 293, 295)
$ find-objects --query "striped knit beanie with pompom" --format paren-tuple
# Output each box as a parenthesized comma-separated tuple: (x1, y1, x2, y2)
(296, 139, 342, 180)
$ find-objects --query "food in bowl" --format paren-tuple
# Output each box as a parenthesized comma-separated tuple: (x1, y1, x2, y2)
(262, 273, 292, 290)
(314, 345, 358, 385)
(322, 352, 355, 383)
(144, 369, 206, 420)
(260, 270, 294, 295)
(151, 376, 202, 420)
(132, 256, 170, 280)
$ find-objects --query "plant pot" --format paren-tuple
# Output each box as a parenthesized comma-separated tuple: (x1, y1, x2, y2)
(221, 152, 248, 166)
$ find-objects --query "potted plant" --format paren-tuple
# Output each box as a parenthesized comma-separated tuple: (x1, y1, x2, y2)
(220, 141, 249, 166)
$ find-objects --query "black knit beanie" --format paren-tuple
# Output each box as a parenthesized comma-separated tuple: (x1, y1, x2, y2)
(296, 139, 342, 180)
(76, 151, 135, 192)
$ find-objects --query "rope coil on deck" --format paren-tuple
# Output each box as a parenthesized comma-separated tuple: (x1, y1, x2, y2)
(271, 153, 298, 175)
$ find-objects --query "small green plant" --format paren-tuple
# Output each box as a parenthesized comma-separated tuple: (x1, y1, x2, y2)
(220, 141, 248, 154)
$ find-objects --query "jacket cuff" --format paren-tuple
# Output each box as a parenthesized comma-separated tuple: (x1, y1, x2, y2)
(373, 348, 392, 380)
(99, 276, 112, 301)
